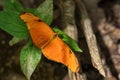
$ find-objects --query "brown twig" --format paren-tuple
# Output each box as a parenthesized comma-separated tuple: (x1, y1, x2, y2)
(60, 0, 85, 80)
(74, 0, 105, 77)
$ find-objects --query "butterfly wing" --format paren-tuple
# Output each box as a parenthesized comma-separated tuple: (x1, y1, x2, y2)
(28, 21, 54, 48)
(20, 13, 54, 48)
(42, 37, 79, 72)
(20, 12, 40, 23)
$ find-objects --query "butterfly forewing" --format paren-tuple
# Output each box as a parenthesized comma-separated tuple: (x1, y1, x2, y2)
(27, 21, 54, 48)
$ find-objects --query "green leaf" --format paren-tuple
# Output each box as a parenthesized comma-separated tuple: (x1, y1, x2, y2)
(20, 40, 42, 80)
(0, 11, 29, 39)
(33, 0, 53, 25)
(53, 27, 82, 52)
(3, 0, 24, 12)
(9, 37, 23, 46)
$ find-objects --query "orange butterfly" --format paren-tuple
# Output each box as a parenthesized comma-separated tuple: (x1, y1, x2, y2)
(20, 12, 79, 72)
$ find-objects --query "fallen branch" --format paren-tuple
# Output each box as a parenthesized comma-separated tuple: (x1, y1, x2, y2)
(75, 0, 105, 77)
(60, 0, 86, 80)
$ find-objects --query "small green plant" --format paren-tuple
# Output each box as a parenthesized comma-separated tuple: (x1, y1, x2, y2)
(0, 0, 82, 80)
